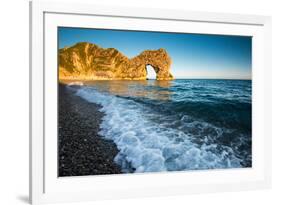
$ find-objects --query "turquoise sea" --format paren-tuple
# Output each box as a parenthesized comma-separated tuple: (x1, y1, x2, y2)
(69, 79, 252, 173)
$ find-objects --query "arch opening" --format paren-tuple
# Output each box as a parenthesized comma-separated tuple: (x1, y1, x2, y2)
(146, 65, 157, 80)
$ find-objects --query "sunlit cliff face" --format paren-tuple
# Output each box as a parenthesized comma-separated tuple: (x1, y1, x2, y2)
(59, 42, 173, 81)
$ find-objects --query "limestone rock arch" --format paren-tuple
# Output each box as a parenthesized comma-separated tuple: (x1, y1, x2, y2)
(131, 48, 173, 80)
(59, 42, 173, 81)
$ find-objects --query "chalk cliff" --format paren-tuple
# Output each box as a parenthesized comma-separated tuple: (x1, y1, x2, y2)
(59, 42, 173, 81)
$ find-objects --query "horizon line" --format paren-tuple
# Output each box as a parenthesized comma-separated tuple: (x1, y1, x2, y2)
(146, 78, 252, 80)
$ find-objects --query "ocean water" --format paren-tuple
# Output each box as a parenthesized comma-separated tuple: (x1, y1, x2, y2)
(71, 79, 252, 173)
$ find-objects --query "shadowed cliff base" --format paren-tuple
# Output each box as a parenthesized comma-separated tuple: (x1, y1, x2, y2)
(59, 42, 173, 81)
(58, 84, 122, 176)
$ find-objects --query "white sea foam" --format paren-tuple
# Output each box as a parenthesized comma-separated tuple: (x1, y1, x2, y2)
(76, 87, 242, 173)
(67, 81, 84, 86)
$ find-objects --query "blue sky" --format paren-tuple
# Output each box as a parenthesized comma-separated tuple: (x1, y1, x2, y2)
(58, 27, 252, 79)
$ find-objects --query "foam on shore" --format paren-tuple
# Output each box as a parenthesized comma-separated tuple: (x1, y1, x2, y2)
(75, 86, 242, 173)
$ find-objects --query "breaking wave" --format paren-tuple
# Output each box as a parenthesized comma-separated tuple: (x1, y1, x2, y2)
(75, 80, 251, 173)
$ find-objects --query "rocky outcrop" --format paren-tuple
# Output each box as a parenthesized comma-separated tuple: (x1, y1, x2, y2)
(59, 42, 173, 81)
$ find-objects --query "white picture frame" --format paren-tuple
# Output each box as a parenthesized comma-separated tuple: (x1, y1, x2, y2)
(29, 0, 272, 204)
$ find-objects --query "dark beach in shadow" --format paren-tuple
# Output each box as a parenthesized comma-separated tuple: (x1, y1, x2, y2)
(58, 84, 122, 176)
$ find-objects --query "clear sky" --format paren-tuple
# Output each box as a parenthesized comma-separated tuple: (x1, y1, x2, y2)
(58, 27, 252, 79)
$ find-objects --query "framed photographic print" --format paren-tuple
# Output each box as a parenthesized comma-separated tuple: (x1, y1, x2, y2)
(29, 0, 272, 204)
